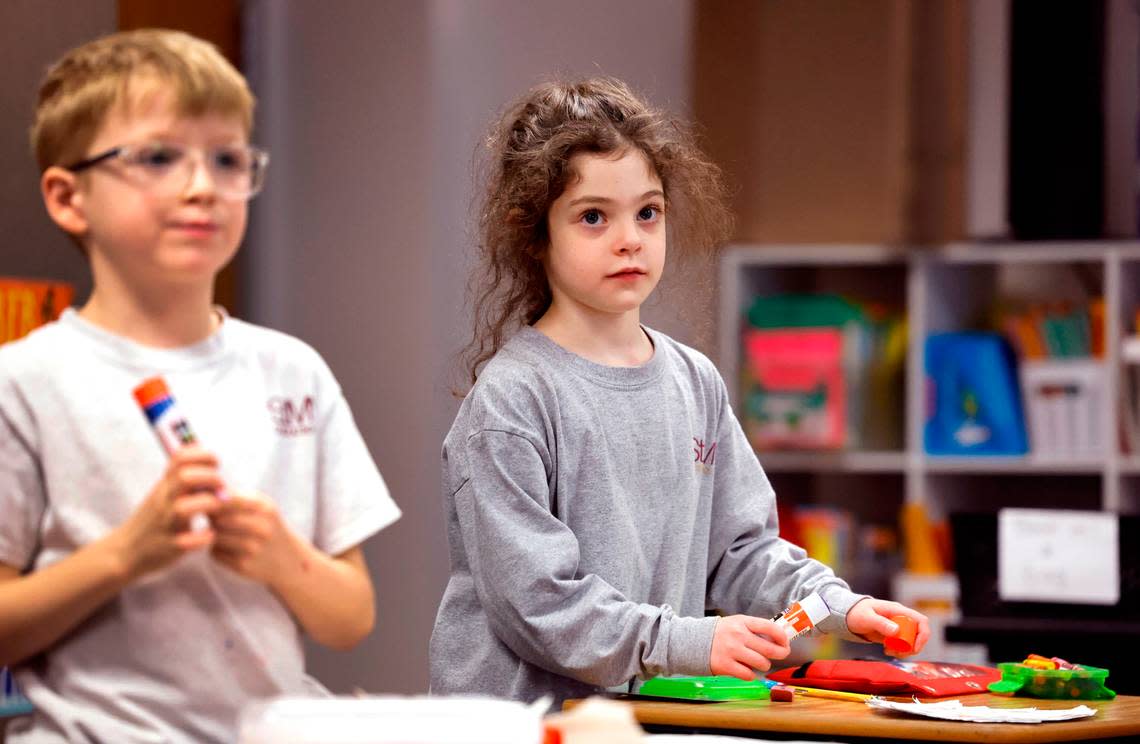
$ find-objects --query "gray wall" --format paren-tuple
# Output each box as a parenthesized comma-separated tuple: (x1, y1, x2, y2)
(244, 0, 697, 693)
(0, 0, 114, 298)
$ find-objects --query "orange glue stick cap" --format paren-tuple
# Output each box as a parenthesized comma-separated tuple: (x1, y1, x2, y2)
(132, 376, 171, 408)
(884, 615, 917, 653)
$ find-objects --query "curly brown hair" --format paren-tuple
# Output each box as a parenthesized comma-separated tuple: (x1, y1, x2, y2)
(462, 76, 733, 388)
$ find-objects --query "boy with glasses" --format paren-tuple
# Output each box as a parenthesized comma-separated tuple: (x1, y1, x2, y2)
(0, 29, 400, 743)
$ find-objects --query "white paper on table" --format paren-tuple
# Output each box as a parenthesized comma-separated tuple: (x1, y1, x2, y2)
(998, 508, 1119, 604)
(866, 697, 1097, 724)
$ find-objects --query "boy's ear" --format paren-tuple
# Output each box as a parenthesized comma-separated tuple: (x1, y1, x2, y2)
(41, 166, 89, 236)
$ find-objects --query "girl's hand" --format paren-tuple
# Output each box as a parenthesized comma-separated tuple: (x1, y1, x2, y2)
(110, 445, 224, 581)
(846, 597, 930, 656)
(709, 615, 790, 679)
(210, 490, 297, 585)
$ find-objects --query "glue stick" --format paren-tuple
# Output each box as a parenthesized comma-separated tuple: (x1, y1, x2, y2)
(133, 376, 219, 533)
(772, 592, 830, 641)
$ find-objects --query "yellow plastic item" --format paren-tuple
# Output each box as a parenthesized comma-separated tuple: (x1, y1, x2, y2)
(900, 503, 943, 574)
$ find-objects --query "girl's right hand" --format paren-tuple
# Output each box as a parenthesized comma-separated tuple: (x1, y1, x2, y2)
(109, 446, 224, 581)
(709, 615, 791, 680)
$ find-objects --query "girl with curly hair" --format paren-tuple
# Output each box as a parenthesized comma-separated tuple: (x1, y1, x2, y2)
(430, 77, 928, 705)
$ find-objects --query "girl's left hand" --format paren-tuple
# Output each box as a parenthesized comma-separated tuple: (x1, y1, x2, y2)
(845, 598, 930, 657)
(210, 490, 297, 585)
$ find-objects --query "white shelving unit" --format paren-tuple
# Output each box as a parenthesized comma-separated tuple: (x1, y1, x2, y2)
(719, 241, 1140, 518)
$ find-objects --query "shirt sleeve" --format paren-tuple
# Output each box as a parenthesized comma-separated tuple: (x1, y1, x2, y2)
(456, 424, 717, 688)
(311, 368, 401, 557)
(0, 379, 46, 571)
(703, 374, 867, 639)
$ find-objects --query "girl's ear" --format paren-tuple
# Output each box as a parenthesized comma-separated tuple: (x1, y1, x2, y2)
(41, 166, 89, 236)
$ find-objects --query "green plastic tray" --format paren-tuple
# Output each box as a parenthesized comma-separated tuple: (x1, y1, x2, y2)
(988, 662, 1116, 700)
(640, 675, 772, 701)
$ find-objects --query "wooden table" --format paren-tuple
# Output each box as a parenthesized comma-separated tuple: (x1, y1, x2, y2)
(567, 693, 1140, 742)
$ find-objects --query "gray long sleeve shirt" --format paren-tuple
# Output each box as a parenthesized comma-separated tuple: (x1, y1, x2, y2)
(429, 327, 865, 704)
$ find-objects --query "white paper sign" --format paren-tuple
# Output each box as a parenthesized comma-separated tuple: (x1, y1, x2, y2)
(998, 508, 1119, 604)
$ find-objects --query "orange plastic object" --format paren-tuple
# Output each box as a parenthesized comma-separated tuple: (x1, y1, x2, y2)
(884, 615, 917, 653)
(132, 376, 171, 408)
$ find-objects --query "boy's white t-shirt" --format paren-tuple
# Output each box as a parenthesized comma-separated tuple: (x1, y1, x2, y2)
(0, 310, 400, 744)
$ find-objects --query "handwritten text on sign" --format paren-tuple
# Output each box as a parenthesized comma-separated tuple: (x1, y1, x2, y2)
(998, 508, 1119, 605)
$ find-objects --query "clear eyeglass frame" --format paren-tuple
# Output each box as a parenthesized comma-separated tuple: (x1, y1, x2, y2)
(64, 142, 270, 201)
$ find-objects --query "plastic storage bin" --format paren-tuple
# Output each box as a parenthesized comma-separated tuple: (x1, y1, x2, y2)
(1019, 359, 1105, 457)
(988, 661, 1116, 700)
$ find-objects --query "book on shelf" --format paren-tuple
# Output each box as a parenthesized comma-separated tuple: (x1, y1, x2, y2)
(997, 299, 1103, 360)
(0, 277, 74, 345)
(924, 332, 1028, 456)
(741, 293, 905, 452)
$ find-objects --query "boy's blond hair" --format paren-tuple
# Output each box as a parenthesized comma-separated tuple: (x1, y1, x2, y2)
(31, 28, 255, 172)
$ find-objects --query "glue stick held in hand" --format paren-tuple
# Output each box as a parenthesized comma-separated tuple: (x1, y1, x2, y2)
(772, 592, 830, 642)
(133, 376, 223, 533)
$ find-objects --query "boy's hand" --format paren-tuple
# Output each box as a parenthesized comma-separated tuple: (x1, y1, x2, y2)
(111, 445, 224, 581)
(210, 490, 297, 585)
(845, 597, 930, 656)
(709, 615, 790, 680)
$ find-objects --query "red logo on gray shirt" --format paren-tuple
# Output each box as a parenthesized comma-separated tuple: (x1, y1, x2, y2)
(268, 396, 315, 435)
(693, 437, 716, 474)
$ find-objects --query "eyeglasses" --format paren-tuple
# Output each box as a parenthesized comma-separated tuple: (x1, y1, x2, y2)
(65, 142, 270, 200)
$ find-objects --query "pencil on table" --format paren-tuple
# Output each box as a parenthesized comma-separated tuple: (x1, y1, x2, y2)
(775, 685, 873, 703)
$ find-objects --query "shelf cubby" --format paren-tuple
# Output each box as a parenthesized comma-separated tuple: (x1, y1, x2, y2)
(720, 241, 1140, 515)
